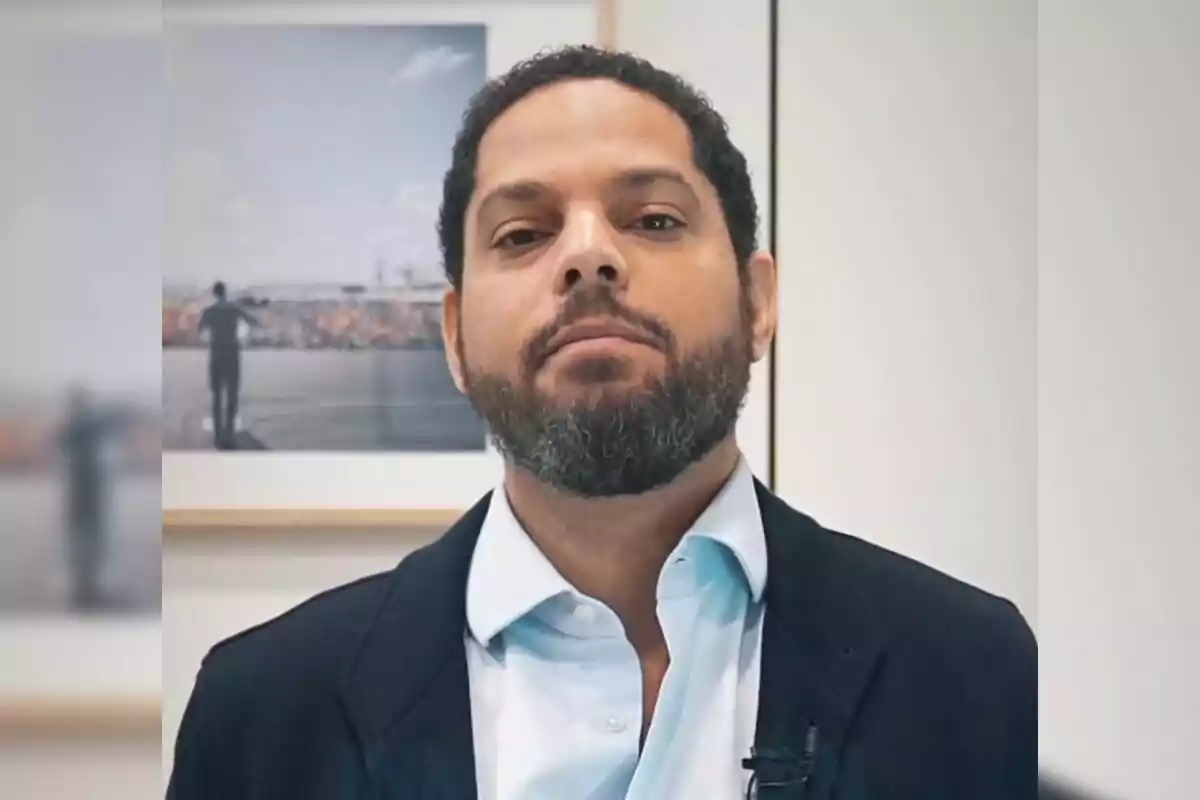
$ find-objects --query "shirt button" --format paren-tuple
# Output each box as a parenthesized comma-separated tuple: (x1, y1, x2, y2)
(603, 716, 628, 734)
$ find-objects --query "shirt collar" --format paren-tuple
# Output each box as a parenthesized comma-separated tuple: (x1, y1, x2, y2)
(465, 457, 768, 647)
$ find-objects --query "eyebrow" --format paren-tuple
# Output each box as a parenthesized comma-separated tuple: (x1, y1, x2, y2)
(474, 180, 556, 225)
(473, 167, 702, 225)
(611, 166, 698, 196)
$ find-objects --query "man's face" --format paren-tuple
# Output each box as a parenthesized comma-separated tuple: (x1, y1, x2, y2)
(443, 78, 776, 496)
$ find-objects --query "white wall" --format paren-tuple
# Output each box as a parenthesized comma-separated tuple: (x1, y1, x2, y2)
(773, 0, 1039, 626)
(1037, 4, 1200, 798)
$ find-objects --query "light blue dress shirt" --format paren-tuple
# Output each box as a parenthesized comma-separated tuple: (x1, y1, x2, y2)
(464, 459, 768, 800)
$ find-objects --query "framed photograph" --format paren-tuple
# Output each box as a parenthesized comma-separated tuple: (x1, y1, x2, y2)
(161, 1, 771, 520)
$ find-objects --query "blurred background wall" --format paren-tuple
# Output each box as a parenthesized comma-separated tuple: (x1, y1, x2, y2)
(0, 3, 163, 798)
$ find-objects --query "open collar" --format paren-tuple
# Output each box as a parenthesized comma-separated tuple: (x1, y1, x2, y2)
(465, 458, 769, 648)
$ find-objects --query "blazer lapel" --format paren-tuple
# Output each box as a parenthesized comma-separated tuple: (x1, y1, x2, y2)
(337, 494, 492, 800)
(753, 482, 888, 799)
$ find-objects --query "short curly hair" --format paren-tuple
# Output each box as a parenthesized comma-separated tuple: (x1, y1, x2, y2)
(437, 45, 759, 291)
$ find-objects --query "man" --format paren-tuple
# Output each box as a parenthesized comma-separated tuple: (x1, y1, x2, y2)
(57, 385, 127, 610)
(197, 280, 258, 449)
(169, 46, 1036, 799)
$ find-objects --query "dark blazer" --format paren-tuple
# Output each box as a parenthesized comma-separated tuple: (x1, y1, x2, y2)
(168, 483, 1037, 799)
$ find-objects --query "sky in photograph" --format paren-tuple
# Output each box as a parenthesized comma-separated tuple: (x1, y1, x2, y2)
(164, 23, 486, 289)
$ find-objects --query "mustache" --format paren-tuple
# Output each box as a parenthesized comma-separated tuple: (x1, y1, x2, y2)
(521, 286, 676, 375)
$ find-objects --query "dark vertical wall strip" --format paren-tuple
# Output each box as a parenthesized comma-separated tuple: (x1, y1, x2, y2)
(767, 0, 779, 491)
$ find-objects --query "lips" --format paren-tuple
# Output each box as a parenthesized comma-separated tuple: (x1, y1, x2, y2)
(544, 320, 661, 359)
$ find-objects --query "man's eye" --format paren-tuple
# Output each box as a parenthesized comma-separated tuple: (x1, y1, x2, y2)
(494, 228, 548, 249)
(635, 213, 684, 232)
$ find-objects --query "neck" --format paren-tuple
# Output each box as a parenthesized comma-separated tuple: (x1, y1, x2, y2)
(502, 437, 742, 654)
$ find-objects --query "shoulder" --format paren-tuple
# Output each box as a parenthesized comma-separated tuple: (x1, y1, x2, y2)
(171, 562, 398, 790)
(767, 495, 1035, 677)
(188, 500, 489, 709)
(773, 500, 1037, 791)
(189, 538, 445, 707)
(169, 510, 487, 790)
(832, 522, 1031, 652)
(189, 570, 392, 720)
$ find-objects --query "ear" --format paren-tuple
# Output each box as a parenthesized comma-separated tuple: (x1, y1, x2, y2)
(744, 250, 778, 363)
(441, 286, 467, 394)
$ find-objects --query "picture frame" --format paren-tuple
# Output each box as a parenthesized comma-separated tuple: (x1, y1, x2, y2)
(0, 617, 160, 738)
(0, 697, 160, 740)
(161, 0, 773, 523)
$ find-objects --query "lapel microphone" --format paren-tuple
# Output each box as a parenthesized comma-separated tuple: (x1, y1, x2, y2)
(742, 723, 819, 799)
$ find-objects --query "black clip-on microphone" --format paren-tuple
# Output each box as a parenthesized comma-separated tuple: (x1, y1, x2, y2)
(742, 723, 818, 799)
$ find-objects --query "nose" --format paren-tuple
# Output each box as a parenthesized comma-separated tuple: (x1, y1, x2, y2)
(551, 208, 629, 295)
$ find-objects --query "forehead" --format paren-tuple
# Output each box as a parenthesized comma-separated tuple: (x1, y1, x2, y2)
(472, 78, 699, 197)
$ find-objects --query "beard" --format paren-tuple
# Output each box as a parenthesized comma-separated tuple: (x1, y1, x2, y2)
(460, 286, 754, 497)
